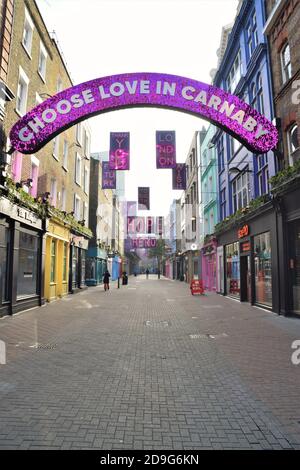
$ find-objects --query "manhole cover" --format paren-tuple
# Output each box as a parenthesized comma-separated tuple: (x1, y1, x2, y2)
(145, 321, 171, 328)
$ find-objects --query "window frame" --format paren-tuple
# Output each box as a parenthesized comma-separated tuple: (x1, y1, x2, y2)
(38, 40, 48, 82)
(287, 123, 299, 166)
(22, 7, 34, 57)
(75, 152, 82, 186)
(281, 42, 292, 84)
(16, 66, 29, 117)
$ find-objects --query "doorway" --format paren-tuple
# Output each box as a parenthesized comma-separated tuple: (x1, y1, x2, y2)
(240, 255, 251, 302)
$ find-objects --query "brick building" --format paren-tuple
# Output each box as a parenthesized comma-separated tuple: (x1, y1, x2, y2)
(264, 0, 300, 315)
(0, 0, 92, 315)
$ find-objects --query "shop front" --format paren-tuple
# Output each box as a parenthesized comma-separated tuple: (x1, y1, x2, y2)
(216, 204, 280, 313)
(69, 234, 89, 293)
(44, 218, 70, 302)
(0, 195, 45, 316)
(86, 247, 107, 286)
(201, 237, 217, 291)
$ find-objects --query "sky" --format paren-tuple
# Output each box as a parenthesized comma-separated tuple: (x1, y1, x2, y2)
(36, 0, 239, 217)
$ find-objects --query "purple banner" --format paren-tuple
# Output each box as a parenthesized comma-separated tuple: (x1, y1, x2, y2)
(10, 73, 278, 155)
(102, 162, 116, 189)
(131, 238, 157, 249)
(156, 131, 176, 169)
(109, 132, 130, 170)
(138, 187, 150, 210)
(172, 163, 187, 190)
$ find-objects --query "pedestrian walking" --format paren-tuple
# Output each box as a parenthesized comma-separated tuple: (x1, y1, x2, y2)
(103, 270, 111, 291)
(146, 268, 149, 279)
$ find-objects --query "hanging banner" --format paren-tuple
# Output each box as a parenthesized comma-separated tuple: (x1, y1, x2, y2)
(172, 163, 187, 190)
(102, 162, 116, 189)
(138, 187, 150, 210)
(156, 131, 176, 169)
(109, 132, 130, 170)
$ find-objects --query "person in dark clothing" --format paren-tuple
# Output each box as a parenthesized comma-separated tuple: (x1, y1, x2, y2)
(146, 268, 149, 279)
(103, 270, 110, 291)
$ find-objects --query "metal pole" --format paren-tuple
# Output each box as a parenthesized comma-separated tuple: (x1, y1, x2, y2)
(118, 277, 120, 289)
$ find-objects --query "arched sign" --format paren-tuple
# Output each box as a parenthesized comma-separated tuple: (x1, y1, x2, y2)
(9, 72, 278, 155)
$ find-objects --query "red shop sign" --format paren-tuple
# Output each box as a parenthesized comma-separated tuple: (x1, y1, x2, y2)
(190, 280, 204, 295)
(238, 224, 249, 239)
(241, 241, 251, 252)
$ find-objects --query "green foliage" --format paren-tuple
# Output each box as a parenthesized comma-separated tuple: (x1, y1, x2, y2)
(269, 160, 300, 190)
(148, 238, 166, 260)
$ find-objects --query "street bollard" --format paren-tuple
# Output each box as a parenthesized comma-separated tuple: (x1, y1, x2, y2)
(118, 277, 120, 289)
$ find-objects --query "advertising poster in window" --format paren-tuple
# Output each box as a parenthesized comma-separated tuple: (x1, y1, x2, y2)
(109, 132, 130, 170)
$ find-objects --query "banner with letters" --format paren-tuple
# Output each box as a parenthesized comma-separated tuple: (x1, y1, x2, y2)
(138, 187, 150, 210)
(102, 162, 116, 189)
(156, 131, 176, 169)
(109, 132, 130, 170)
(172, 163, 186, 190)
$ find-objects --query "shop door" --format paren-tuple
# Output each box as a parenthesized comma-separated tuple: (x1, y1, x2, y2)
(240, 255, 251, 302)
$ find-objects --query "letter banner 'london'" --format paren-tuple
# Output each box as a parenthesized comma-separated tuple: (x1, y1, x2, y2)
(102, 162, 116, 189)
(138, 187, 150, 210)
(109, 132, 130, 170)
(172, 163, 187, 190)
(156, 131, 176, 169)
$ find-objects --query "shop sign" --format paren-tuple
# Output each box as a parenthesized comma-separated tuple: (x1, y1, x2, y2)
(0, 197, 42, 229)
(241, 241, 251, 252)
(10, 73, 278, 156)
(72, 236, 88, 249)
(238, 224, 249, 239)
(131, 238, 157, 248)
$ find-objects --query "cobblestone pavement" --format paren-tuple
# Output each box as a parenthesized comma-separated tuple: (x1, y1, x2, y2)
(0, 275, 300, 450)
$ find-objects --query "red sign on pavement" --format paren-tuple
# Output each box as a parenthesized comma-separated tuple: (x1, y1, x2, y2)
(190, 280, 204, 295)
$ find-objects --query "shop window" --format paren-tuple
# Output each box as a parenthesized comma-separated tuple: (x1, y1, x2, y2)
(50, 240, 56, 283)
(81, 251, 86, 285)
(254, 232, 272, 307)
(63, 242, 68, 282)
(287, 123, 299, 166)
(289, 220, 300, 314)
(281, 43, 292, 84)
(17, 229, 39, 298)
(226, 242, 240, 297)
(0, 226, 10, 302)
(72, 247, 79, 288)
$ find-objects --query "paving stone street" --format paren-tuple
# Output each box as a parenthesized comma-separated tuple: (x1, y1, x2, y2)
(0, 276, 300, 450)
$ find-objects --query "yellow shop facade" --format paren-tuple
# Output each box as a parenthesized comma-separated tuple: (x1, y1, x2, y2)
(44, 217, 70, 302)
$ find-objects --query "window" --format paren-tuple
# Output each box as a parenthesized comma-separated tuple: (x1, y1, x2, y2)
(281, 43, 292, 84)
(29, 155, 39, 198)
(220, 188, 226, 220)
(50, 240, 56, 283)
(218, 137, 224, 172)
(226, 242, 240, 297)
(17, 229, 40, 298)
(61, 187, 66, 211)
(231, 137, 240, 156)
(84, 130, 90, 158)
(74, 194, 81, 220)
(226, 50, 242, 93)
(287, 123, 299, 166)
(257, 154, 269, 195)
(16, 66, 29, 116)
(232, 171, 250, 212)
(63, 242, 68, 282)
(75, 153, 82, 185)
(84, 167, 89, 194)
(254, 232, 272, 307)
(22, 8, 34, 56)
(76, 123, 82, 145)
(38, 41, 47, 81)
(53, 135, 60, 160)
(247, 12, 258, 59)
(257, 74, 264, 115)
(35, 93, 43, 106)
(57, 77, 63, 93)
(83, 202, 88, 226)
(50, 178, 57, 206)
(62, 140, 68, 169)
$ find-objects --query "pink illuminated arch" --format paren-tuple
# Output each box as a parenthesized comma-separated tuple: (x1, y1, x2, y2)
(9, 72, 278, 155)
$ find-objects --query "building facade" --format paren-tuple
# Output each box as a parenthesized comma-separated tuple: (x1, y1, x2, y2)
(213, 0, 281, 313)
(264, 0, 300, 316)
(0, 0, 92, 315)
(199, 125, 218, 291)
